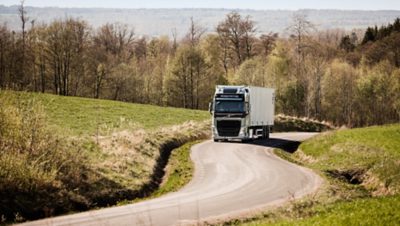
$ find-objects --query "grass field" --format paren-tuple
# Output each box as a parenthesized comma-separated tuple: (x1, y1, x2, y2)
(0, 91, 209, 223)
(5, 91, 208, 135)
(271, 195, 400, 226)
(227, 124, 400, 225)
(299, 124, 400, 194)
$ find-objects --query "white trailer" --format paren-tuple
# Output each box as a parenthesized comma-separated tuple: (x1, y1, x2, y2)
(209, 85, 275, 142)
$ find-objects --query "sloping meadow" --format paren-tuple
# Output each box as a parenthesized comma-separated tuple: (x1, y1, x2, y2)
(0, 91, 209, 223)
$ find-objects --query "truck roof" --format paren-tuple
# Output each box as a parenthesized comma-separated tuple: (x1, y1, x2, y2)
(215, 85, 274, 95)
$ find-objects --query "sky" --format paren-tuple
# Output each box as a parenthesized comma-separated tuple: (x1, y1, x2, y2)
(1, 0, 400, 10)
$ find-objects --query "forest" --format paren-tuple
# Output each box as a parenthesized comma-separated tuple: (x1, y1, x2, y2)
(0, 3, 399, 127)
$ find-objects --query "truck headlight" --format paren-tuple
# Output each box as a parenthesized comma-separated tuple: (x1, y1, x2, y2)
(239, 127, 245, 136)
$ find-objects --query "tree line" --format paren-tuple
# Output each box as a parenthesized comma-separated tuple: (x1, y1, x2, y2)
(0, 2, 399, 127)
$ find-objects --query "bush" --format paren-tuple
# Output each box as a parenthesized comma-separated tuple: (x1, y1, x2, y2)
(0, 91, 87, 222)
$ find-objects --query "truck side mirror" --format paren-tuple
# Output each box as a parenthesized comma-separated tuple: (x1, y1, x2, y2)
(208, 102, 213, 114)
(246, 103, 250, 114)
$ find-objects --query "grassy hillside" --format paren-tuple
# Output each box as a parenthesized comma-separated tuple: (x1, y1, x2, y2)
(230, 124, 400, 225)
(8, 91, 208, 135)
(271, 195, 400, 226)
(0, 91, 209, 223)
(300, 124, 400, 194)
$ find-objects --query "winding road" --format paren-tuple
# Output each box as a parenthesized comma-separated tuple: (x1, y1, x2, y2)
(20, 132, 322, 226)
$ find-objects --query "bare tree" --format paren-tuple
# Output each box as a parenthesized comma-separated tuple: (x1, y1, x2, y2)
(217, 29, 231, 76)
(90, 23, 135, 99)
(217, 12, 256, 69)
(171, 28, 178, 55)
(287, 13, 316, 116)
(287, 13, 315, 58)
(19, 0, 28, 51)
(241, 15, 256, 59)
(256, 32, 278, 58)
(184, 17, 206, 47)
(45, 19, 89, 96)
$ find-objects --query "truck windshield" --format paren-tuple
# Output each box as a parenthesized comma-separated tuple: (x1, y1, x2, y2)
(215, 101, 244, 113)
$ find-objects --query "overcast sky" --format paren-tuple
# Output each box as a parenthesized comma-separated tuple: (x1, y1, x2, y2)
(2, 0, 400, 10)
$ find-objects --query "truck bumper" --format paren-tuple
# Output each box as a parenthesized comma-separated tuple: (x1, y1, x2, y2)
(212, 126, 249, 141)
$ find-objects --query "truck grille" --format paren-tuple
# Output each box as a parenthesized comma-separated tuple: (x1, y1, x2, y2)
(216, 120, 241, 137)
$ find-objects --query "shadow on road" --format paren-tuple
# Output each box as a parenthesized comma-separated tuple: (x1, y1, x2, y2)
(248, 138, 301, 154)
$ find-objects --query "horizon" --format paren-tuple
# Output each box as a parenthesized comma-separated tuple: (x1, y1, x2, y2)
(2, 0, 400, 11)
(2, 5, 400, 12)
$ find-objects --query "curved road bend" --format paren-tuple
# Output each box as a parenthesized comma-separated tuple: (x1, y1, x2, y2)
(20, 132, 322, 226)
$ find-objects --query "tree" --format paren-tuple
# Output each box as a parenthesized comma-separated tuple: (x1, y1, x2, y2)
(287, 13, 315, 116)
(13, 0, 30, 89)
(361, 26, 378, 44)
(30, 24, 48, 93)
(287, 13, 315, 58)
(109, 63, 133, 101)
(45, 19, 89, 96)
(265, 41, 292, 114)
(18, 0, 28, 49)
(355, 61, 400, 126)
(217, 27, 231, 77)
(200, 34, 227, 86)
(322, 60, 358, 126)
(165, 44, 209, 109)
(89, 23, 135, 99)
(141, 36, 171, 105)
(339, 35, 356, 52)
(0, 25, 12, 88)
(183, 17, 206, 47)
(305, 41, 328, 119)
(364, 32, 400, 67)
(217, 12, 256, 68)
(235, 58, 261, 86)
(256, 33, 278, 58)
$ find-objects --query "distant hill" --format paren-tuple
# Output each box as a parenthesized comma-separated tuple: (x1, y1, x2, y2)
(0, 6, 399, 37)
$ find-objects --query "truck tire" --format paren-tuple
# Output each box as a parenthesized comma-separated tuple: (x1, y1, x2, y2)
(261, 126, 266, 139)
(213, 139, 219, 142)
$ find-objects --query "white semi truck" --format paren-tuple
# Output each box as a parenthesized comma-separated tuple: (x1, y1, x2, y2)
(209, 85, 275, 142)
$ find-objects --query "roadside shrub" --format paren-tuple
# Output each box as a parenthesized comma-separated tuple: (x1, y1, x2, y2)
(0, 91, 88, 222)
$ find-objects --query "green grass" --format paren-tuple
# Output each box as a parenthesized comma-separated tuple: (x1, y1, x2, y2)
(227, 124, 400, 226)
(299, 124, 400, 193)
(239, 195, 400, 226)
(153, 141, 199, 196)
(4, 91, 209, 135)
(272, 195, 400, 226)
(301, 124, 400, 158)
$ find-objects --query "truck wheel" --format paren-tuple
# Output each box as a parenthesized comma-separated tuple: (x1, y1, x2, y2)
(261, 126, 266, 139)
(213, 139, 219, 142)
